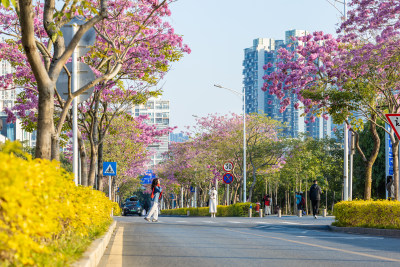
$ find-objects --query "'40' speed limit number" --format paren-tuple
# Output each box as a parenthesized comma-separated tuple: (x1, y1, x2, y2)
(223, 161, 234, 172)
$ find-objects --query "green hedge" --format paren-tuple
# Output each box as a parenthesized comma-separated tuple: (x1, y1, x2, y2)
(333, 200, 400, 229)
(162, 203, 255, 217)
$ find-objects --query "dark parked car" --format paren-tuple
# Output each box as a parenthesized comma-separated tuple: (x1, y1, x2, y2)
(123, 196, 143, 216)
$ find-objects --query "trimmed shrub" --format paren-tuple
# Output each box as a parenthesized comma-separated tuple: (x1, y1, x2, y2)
(161, 203, 254, 217)
(333, 200, 400, 229)
(0, 142, 113, 266)
(112, 202, 122, 216)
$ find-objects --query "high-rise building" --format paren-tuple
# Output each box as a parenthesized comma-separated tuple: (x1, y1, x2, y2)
(0, 43, 36, 147)
(0, 50, 16, 111)
(133, 97, 170, 167)
(243, 29, 336, 139)
(170, 132, 189, 143)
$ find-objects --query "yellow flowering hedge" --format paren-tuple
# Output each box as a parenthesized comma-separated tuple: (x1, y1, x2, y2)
(162, 203, 254, 217)
(112, 202, 122, 216)
(333, 200, 400, 229)
(0, 142, 113, 266)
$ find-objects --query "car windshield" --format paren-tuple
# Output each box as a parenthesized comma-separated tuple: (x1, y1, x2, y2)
(125, 200, 140, 206)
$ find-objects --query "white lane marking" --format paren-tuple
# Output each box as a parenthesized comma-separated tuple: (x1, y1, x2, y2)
(229, 221, 243, 224)
(176, 221, 188, 223)
(225, 228, 399, 262)
(281, 221, 314, 226)
(296, 236, 384, 240)
(202, 221, 216, 223)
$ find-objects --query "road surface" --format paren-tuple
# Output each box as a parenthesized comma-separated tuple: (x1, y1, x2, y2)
(98, 215, 400, 267)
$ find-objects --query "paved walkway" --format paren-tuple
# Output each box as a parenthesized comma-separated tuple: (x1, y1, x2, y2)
(99, 215, 400, 267)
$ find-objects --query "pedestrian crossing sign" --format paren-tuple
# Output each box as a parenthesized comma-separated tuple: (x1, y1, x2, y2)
(103, 162, 117, 176)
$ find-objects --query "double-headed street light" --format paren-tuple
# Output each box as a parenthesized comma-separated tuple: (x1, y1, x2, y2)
(214, 84, 247, 202)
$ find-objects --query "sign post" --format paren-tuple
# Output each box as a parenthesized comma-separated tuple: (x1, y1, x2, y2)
(223, 161, 234, 205)
(385, 114, 400, 201)
(103, 162, 117, 200)
(58, 17, 96, 185)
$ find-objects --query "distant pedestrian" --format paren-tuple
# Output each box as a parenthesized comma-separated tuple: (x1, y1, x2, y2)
(387, 175, 395, 201)
(295, 192, 302, 211)
(263, 194, 271, 215)
(309, 180, 322, 219)
(209, 186, 217, 218)
(144, 178, 163, 223)
(301, 194, 306, 215)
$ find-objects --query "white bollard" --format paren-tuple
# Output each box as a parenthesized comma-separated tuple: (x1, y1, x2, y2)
(298, 209, 302, 217)
(277, 209, 281, 218)
(249, 208, 252, 218)
(323, 209, 327, 217)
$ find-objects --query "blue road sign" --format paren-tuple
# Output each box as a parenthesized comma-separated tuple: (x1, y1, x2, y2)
(190, 186, 195, 193)
(103, 162, 117, 176)
(223, 173, 234, 184)
(141, 170, 155, 185)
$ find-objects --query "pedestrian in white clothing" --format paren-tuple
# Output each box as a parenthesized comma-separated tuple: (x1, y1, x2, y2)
(145, 178, 163, 223)
(209, 187, 217, 218)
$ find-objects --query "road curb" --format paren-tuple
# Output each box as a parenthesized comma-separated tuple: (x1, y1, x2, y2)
(329, 225, 400, 238)
(72, 220, 117, 267)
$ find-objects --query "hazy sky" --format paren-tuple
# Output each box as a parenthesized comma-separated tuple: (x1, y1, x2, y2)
(162, 0, 345, 132)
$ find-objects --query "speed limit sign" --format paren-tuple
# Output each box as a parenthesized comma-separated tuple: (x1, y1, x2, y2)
(223, 161, 234, 172)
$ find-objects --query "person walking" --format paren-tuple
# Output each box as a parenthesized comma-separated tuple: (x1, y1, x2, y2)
(262, 194, 271, 216)
(295, 192, 302, 212)
(209, 186, 217, 218)
(309, 180, 322, 219)
(144, 178, 163, 223)
(387, 175, 395, 201)
(300, 193, 306, 215)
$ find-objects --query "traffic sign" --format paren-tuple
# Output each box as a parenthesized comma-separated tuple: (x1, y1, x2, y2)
(223, 173, 234, 184)
(223, 161, 234, 172)
(141, 170, 155, 185)
(386, 114, 400, 140)
(103, 162, 117, 176)
(56, 62, 95, 103)
(190, 186, 195, 193)
(61, 16, 96, 57)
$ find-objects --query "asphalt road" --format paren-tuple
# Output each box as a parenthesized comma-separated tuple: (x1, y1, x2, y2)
(98, 215, 400, 267)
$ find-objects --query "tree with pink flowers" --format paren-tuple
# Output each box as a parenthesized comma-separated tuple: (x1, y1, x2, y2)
(102, 114, 174, 195)
(157, 113, 285, 205)
(0, 0, 189, 161)
(263, 0, 400, 199)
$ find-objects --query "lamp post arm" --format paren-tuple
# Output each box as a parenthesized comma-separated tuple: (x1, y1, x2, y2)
(214, 84, 243, 96)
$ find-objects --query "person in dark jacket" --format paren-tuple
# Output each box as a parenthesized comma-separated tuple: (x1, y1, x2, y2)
(387, 175, 395, 201)
(309, 180, 322, 219)
(145, 178, 163, 222)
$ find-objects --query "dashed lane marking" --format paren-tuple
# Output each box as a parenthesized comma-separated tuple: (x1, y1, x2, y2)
(224, 228, 399, 262)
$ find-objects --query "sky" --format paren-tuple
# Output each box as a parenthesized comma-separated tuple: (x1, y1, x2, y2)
(161, 0, 345, 132)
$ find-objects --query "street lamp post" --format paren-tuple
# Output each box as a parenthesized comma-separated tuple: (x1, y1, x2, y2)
(214, 84, 247, 202)
(326, 0, 349, 201)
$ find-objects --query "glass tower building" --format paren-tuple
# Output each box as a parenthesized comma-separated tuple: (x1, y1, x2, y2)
(243, 29, 336, 139)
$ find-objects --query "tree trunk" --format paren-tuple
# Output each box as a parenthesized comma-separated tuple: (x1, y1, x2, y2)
(284, 190, 287, 215)
(78, 130, 88, 186)
(305, 179, 308, 215)
(51, 135, 60, 161)
(97, 141, 104, 191)
(248, 159, 257, 202)
(364, 115, 380, 200)
(35, 86, 54, 160)
(88, 142, 97, 188)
